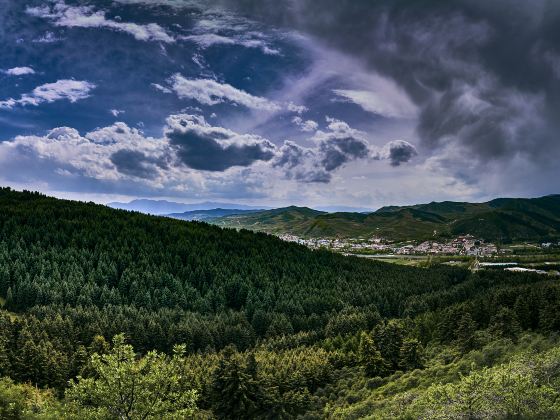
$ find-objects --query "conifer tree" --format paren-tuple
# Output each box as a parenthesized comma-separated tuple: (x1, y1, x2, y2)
(358, 332, 389, 377)
(399, 338, 423, 370)
(211, 346, 257, 419)
(456, 312, 477, 352)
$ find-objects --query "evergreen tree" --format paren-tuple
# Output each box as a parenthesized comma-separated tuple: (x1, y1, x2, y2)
(398, 338, 423, 371)
(210, 346, 257, 419)
(456, 312, 477, 352)
(358, 332, 389, 377)
(490, 307, 521, 340)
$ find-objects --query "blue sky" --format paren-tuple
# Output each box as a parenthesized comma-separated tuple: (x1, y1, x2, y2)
(0, 0, 558, 208)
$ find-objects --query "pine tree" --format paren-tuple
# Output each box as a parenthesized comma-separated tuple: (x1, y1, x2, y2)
(456, 312, 477, 352)
(5, 287, 13, 309)
(398, 338, 423, 370)
(490, 307, 521, 340)
(358, 332, 389, 377)
(210, 346, 257, 419)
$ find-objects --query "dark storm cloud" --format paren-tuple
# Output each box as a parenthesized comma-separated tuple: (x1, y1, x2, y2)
(319, 136, 369, 171)
(165, 114, 276, 171)
(383, 140, 418, 167)
(214, 0, 560, 168)
(110, 149, 164, 179)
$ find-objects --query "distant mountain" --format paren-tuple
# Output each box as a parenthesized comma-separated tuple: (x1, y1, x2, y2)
(315, 205, 375, 213)
(211, 206, 326, 234)
(166, 208, 262, 221)
(210, 195, 560, 242)
(107, 199, 268, 215)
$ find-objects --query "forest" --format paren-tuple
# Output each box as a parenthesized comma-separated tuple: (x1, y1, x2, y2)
(1, 187, 560, 419)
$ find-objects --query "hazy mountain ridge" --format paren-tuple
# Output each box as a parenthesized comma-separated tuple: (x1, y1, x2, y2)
(107, 199, 268, 215)
(166, 208, 262, 221)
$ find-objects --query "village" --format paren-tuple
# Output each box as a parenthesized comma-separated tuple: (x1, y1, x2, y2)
(278, 233, 500, 257)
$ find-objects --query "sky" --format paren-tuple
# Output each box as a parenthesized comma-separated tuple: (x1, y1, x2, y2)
(0, 0, 558, 209)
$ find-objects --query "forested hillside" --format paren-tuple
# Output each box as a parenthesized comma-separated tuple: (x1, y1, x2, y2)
(1, 188, 560, 418)
(212, 195, 560, 241)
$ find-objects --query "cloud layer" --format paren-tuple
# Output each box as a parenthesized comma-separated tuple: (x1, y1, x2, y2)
(214, 0, 560, 183)
(0, 113, 416, 197)
(2, 0, 554, 206)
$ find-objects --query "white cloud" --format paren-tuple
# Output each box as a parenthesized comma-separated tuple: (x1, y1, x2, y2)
(151, 83, 172, 94)
(292, 116, 318, 132)
(182, 33, 235, 47)
(33, 31, 63, 43)
(0, 80, 95, 109)
(287, 102, 308, 114)
(110, 109, 125, 117)
(169, 74, 281, 111)
(26, 1, 174, 43)
(4, 67, 35, 76)
(333, 88, 417, 119)
(0, 123, 169, 184)
(181, 33, 280, 55)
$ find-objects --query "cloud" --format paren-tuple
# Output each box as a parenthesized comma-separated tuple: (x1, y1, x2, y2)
(380, 140, 418, 166)
(212, 0, 560, 189)
(275, 117, 418, 182)
(4, 67, 35, 76)
(333, 88, 416, 119)
(165, 114, 276, 171)
(110, 149, 165, 179)
(292, 116, 318, 132)
(151, 83, 173, 94)
(26, 1, 174, 43)
(287, 102, 307, 114)
(273, 141, 330, 183)
(181, 33, 280, 55)
(169, 74, 281, 111)
(0, 80, 95, 109)
(0, 123, 170, 186)
(110, 109, 125, 117)
(33, 31, 63, 43)
(313, 117, 370, 171)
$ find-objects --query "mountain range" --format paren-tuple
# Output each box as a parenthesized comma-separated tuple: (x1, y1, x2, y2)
(209, 195, 560, 242)
(107, 199, 267, 215)
(165, 208, 262, 221)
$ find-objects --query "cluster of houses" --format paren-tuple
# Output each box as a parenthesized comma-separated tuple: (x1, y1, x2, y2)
(395, 235, 498, 256)
(278, 234, 499, 256)
(277, 235, 392, 252)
